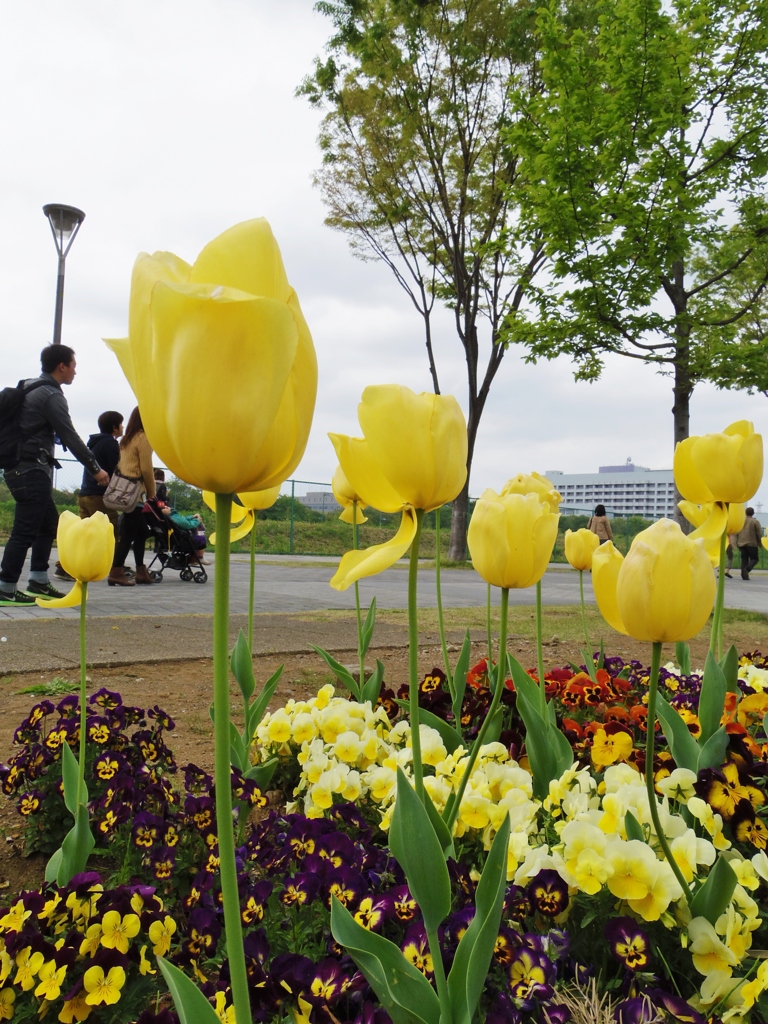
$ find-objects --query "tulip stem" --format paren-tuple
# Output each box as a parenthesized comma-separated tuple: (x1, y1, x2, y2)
(711, 528, 727, 660)
(579, 570, 591, 655)
(435, 509, 452, 688)
(426, 922, 450, 1022)
(536, 581, 546, 717)
(645, 640, 691, 905)
(78, 583, 88, 801)
(408, 509, 425, 801)
(445, 587, 509, 834)
(486, 584, 493, 672)
(353, 502, 364, 687)
(213, 493, 250, 1024)
(248, 519, 256, 654)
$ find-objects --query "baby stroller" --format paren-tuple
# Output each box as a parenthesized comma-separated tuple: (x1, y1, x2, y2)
(142, 500, 208, 584)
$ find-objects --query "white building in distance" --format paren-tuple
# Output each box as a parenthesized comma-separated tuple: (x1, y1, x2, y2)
(547, 460, 676, 518)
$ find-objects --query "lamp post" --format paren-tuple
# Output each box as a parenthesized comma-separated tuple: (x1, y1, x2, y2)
(43, 203, 85, 345)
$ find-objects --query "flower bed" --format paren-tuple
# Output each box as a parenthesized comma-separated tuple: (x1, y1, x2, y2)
(1, 649, 768, 1023)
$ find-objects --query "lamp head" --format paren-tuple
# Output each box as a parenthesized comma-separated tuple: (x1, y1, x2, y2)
(43, 204, 86, 257)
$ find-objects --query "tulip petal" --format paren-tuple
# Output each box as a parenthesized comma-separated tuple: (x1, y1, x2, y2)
(674, 438, 714, 504)
(57, 511, 115, 582)
(238, 485, 281, 511)
(691, 432, 747, 505)
(738, 431, 764, 501)
(329, 434, 405, 513)
(677, 501, 708, 530)
(688, 502, 728, 544)
(103, 338, 137, 395)
(147, 284, 299, 493)
(339, 505, 368, 525)
(727, 503, 746, 534)
(190, 218, 291, 303)
(358, 385, 467, 511)
(564, 528, 599, 571)
(592, 542, 628, 636)
(330, 508, 418, 591)
(35, 581, 83, 609)
(211, 510, 255, 546)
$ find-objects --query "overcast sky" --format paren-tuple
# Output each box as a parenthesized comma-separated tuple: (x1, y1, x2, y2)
(2, 0, 766, 510)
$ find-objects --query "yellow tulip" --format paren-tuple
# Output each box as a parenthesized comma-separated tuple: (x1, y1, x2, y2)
(674, 421, 763, 504)
(501, 472, 562, 510)
(36, 511, 115, 608)
(564, 528, 600, 571)
(332, 465, 367, 525)
(203, 486, 281, 543)
(329, 385, 467, 590)
(592, 519, 715, 642)
(677, 500, 742, 566)
(467, 489, 559, 589)
(104, 218, 317, 494)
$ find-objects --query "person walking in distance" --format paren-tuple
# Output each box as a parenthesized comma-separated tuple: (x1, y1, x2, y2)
(0, 344, 108, 604)
(588, 504, 613, 545)
(737, 507, 763, 581)
(108, 407, 156, 587)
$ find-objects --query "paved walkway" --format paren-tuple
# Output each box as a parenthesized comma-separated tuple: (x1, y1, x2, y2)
(1, 552, 766, 621)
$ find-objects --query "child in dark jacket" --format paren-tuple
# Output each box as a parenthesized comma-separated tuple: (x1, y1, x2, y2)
(159, 504, 208, 565)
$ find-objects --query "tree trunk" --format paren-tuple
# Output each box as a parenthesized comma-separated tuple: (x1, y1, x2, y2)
(448, 408, 480, 561)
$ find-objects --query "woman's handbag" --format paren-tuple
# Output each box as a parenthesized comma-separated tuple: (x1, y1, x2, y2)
(102, 469, 143, 513)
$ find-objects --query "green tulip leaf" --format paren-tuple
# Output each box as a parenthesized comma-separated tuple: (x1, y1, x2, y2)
(508, 657, 546, 721)
(698, 651, 727, 745)
(690, 855, 737, 926)
(361, 660, 386, 707)
(61, 740, 82, 814)
(45, 848, 63, 884)
(422, 785, 455, 860)
(655, 693, 700, 774)
(394, 700, 462, 752)
(719, 644, 739, 693)
(57, 802, 95, 887)
(310, 644, 361, 700)
(675, 641, 692, 676)
(359, 597, 377, 661)
(230, 629, 255, 702)
(330, 898, 440, 1024)
(597, 639, 606, 669)
(247, 665, 284, 738)
(482, 706, 504, 746)
(514, 685, 559, 801)
(157, 958, 221, 1024)
(244, 758, 277, 789)
(389, 769, 451, 933)
(624, 810, 645, 842)
(448, 813, 510, 1024)
(451, 630, 471, 726)
(696, 726, 730, 774)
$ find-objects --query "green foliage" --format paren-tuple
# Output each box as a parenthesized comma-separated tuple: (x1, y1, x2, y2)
(506, 0, 768, 443)
(303, 0, 547, 556)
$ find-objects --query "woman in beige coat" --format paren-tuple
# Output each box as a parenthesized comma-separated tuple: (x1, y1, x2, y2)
(588, 504, 613, 544)
(108, 407, 156, 586)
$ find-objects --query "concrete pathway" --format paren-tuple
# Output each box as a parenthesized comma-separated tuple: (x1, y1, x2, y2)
(1, 553, 766, 621)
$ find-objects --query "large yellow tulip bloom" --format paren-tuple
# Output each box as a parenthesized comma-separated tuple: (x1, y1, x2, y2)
(36, 512, 115, 608)
(329, 385, 467, 590)
(203, 486, 281, 543)
(592, 520, 715, 642)
(501, 472, 562, 510)
(674, 421, 763, 504)
(467, 489, 559, 589)
(564, 528, 600, 571)
(104, 218, 317, 494)
(332, 465, 367, 525)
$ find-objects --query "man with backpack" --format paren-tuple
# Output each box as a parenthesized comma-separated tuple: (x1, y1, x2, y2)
(0, 344, 109, 604)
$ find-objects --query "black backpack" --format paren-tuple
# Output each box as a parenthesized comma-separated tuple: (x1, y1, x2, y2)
(0, 379, 48, 471)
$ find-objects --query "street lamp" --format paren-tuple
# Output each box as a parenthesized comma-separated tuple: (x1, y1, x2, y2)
(43, 203, 85, 345)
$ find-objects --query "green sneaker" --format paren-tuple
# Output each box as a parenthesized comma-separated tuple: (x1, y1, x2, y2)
(26, 581, 66, 599)
(0, 590, 36, 605)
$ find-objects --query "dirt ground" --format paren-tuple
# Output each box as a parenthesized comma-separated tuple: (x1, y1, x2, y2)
(0, 613, 748, 898)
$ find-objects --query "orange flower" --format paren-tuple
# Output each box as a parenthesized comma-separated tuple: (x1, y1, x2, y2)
(738, 693, 768, 729)
(603, 706, 632, 726)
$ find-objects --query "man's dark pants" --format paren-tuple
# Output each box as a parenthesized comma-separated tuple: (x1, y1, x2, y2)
(0, 468, 58, 586)
(739, 545, 760, 580)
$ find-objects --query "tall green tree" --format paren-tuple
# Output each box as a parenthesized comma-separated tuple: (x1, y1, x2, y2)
(301, 0, 545, 559)
(506, 0, 768, 517)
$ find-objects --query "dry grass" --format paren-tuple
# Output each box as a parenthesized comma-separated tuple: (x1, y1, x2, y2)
(552, 979, 661, 1024)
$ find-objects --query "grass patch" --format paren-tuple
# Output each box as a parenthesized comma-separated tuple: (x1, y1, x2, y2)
(721, 609, 768, 624)
(17, 677, 77, 697)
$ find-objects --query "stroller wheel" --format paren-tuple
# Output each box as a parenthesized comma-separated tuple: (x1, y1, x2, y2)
(180, 567, 194, 582)
(193, 570, 208, 584)
(150, 571, 163, 583)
